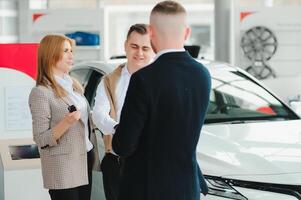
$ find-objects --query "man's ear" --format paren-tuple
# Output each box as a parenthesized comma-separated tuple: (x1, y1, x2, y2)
(184, 27, 191, 41)
(149, 25, 155, 39)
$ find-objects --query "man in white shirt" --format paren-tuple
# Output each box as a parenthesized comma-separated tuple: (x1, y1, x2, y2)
(92, 23, 154, 200)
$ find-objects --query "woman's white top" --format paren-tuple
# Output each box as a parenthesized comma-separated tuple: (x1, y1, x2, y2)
(55, 74, 93, 152)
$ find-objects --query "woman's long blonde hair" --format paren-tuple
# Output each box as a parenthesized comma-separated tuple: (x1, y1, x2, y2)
(36, 34, 83, 97)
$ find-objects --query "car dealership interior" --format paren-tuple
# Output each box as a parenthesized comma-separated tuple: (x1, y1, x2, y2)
(1, 0, 301, 200)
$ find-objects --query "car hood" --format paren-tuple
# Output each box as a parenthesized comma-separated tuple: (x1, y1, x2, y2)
(197, 119, 301, 184)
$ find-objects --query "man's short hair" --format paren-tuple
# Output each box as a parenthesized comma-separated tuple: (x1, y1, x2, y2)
(151, 1, 186, 15)
(126, 23, 148, 39)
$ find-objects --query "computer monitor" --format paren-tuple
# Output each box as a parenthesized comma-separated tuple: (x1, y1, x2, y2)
(9, 144, 40, 160)
(184, 45, 201, 58)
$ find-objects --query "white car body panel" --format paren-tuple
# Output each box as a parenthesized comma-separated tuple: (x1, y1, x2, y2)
(198, 119, 301, 185)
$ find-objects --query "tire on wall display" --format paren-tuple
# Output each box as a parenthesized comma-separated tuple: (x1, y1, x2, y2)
(241, 26, 278, 61)
(246, 62, 276, 80)
(241, 26, 278, 79)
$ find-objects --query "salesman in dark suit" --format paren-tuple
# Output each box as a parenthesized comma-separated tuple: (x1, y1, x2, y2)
(112, 1, 211, 200)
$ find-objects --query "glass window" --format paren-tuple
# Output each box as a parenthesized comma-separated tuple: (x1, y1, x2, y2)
(0, 1, 17, 9)
(206, 68, 297, 123)
(106, 4, 214, 60)
(29, 0, 48, 9)
(84, 70, 104, 107)
(69, 68, 92, 88)
(2, 17, 17, 35)
(187, 25, 211, 48)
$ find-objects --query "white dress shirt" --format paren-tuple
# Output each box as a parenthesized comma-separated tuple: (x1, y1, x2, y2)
(152, 48, 186, 62)
(55, 74, 93, 152)
(92, 64, 131, 135)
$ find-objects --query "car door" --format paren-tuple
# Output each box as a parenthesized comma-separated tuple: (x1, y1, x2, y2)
(84, 69, 104, 108)
(70, 67, 104, 106)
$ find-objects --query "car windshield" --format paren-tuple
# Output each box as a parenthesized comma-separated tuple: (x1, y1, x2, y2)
(205, 68, 298, 124)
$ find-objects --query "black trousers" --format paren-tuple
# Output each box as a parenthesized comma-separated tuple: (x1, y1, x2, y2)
(48, 150, 93, 200)
(101, 153, 123, 200)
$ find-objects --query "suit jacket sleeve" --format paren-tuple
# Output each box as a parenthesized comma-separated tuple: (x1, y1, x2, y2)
(28, 87, 58, 148)
(112, 73, 148, 157)
(197, 163, 209, 195)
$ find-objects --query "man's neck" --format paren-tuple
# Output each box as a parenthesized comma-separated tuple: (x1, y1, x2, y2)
(155, 40, 184, 53)
(126, 64, 140, 74)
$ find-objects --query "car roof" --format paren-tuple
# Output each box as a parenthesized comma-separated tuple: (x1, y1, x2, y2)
(72, 60, 117, 74)
(72, 59, 238, 75)
(198, 60, 236, 71)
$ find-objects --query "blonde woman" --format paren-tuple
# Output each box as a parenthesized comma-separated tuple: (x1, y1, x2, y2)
(28, 34, 100, 200)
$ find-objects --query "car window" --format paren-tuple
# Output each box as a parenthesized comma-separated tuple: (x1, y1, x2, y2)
(205, 69, 298, 123)
(84, 70, 104, 107)
(69, 69, 92, 88)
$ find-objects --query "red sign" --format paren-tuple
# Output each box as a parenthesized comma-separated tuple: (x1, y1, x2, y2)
(0, 43, 38, 80)
(240, 11, 256, 22)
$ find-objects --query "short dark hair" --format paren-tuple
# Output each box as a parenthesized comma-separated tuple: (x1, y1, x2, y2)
(151, 1, 186, 15)
(126, 23, 148, 39)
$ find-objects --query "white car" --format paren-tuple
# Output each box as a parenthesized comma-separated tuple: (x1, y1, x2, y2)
(71, 60, 301, 200)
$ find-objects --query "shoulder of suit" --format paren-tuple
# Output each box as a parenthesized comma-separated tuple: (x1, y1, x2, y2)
(32, 85, 47, 92)
(30, 85, 53, 97)
(28, 86, 50, 104)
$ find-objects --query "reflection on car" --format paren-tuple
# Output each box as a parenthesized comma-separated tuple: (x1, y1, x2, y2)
(70, 60, 301, 200)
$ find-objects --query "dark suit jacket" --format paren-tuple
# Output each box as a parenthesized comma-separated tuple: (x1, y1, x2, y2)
(112, 51, 211, 200)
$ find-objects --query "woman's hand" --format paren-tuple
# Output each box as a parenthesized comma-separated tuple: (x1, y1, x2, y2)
(52, 110, 81, 141)
(65, 110, 81, 124)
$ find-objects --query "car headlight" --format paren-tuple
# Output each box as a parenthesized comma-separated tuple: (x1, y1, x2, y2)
(205, 176, 247, 200)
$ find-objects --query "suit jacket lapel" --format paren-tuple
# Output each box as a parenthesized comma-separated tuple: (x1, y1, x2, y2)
(61, 95, 73, 108)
